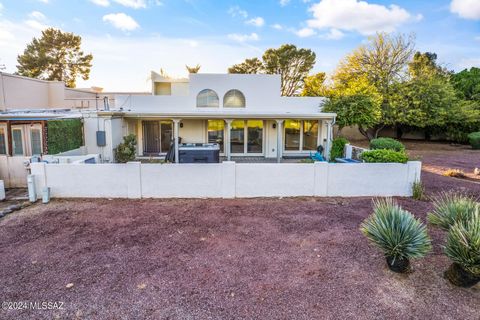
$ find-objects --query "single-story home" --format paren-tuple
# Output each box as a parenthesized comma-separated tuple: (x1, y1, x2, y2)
(83, 72, 336, 163)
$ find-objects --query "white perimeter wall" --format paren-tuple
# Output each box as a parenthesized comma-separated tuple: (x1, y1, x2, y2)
(0, 156, 29, 188)
(30, 161, 421, 199)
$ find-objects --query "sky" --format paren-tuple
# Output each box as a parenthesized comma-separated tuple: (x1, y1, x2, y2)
(0, 0, 479, 92)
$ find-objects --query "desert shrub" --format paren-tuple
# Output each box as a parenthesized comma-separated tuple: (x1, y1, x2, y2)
(369, 137, 405, 152)
(360, 149, 408, 163)
(444, 210, 480, 285)
(412, 181, 425, 200)
(330, 137, 349, 161)
(468, 132, 480, 149)
(442, 168, 465, 178)
(360, 198, 431, 272)
(114, 134, 137, 163)
(427, 193, 479, 230)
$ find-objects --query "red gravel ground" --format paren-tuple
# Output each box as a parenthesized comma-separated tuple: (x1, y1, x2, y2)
(0, 142, 479, 320)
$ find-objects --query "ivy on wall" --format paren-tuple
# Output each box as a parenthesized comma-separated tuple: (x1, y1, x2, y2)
(46, 119, 83, 154)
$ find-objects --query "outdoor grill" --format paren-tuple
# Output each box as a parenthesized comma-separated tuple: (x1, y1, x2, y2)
(178, 143, 220, 163)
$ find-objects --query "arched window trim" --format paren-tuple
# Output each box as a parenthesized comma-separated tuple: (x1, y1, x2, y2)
(223, 89, 246, 108)
(197, 89, 219, 108)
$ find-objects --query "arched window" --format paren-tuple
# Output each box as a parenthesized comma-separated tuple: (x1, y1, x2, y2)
(223, 89, 246, 108)
(197, 89, 219, 108)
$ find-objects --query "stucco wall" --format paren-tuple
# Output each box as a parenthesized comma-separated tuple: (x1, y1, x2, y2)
(30, 161, 421, 199)
(0, 155, 29, 188)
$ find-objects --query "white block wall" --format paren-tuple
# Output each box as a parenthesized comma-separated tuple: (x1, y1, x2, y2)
(30, 161, 422, 199)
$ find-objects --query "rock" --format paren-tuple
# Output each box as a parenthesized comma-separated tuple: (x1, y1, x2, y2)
(1, 209, 12, 215)
(66, 283, 74, 289)
(474, 168, 480, 176)
(7, 204, 21, 211)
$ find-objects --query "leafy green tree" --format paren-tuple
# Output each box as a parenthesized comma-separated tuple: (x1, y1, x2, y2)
(444, 100, 480, 142)
(451, 67, 480, 101)
(228, 44, 316, 96)
(228, 58, 263, 74)
(408, 52, 450, 80)
(16, 28, 93, 88)
(301, 72, 328, 97)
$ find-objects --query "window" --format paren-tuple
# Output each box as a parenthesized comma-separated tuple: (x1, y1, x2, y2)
(12, 128, 23, 156)
(207, 120, 224, 152)
(247, 120, 263, 153)
(197, 89, 219, 108)
(223, 89, 245, 108)
(303, 120, 319, 151)
(230, 120, 263, 154)
(154, 82, 172, 95)
(31, 129, 42, 155)
(284, 120, 319, 152)
(0, 127, 6, 155)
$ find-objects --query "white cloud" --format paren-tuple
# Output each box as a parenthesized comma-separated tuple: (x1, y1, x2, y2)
(228, 32, 259, 42)
(29, 11, 46, 21)
(90, 0, 110, 7)
(112, 0, 146, 9)
(279, 0, 290, 6)
(296, 27, 316, 38)
(307, 0, 414, 36)
(0, 3, 3, 11)
(103, 13, 139, 31)
(321, 28, 344, 40)
(37, 0, 49, 3)
(228, 6, 248, 18)
(450, 0, 480, 20)
(272, 23, 283, 30)
(245, 17, 265, 27)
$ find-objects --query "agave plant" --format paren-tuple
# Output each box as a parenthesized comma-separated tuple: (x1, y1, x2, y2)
(427, 193, 479, 231)
(360, 198, 432, 273)
(444, 209, 480, 287)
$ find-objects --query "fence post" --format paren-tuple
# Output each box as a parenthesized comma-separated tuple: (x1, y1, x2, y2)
(221, 161, 236, 198)
(314, 161, 328, 197)
(126, 161, 142, 199)
(344, 144, 352, 159)
(30, 162, 46, 200)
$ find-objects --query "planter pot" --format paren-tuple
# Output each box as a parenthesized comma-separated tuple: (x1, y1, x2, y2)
(444, 263, 480, 288)
(386, 256, 410, 273)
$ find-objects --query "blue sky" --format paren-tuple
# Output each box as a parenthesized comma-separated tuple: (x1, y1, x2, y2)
(0, 0, 479, 91)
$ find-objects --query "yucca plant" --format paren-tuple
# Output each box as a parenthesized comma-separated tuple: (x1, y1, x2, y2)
(427, 193, 479, 231)
(360, 198, 432, 273)
(444, 210, 480, 287)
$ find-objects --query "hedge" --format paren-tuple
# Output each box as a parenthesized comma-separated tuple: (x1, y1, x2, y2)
(330, 137, 349, 161)
(369, 137, 405, 152)
(47, 119, 83, 154)
(468, 132, 480, 149)
(360, 149, 409, 163)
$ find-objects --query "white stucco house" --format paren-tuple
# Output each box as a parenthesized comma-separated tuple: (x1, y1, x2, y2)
(83, 72, 336, 163)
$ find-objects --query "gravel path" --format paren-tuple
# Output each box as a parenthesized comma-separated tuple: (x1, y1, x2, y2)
(0, 143, 479, 320)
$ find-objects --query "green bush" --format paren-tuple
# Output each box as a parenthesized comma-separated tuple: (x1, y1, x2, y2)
(445, 210, 480, 278)
(427, 193, 479, 231)
(47, 119, 83, 154)
(360, 149, 408, 163)
(330, 137, 349, 161)
(412, 181, 425, 200)
(369, 137, 405, 152)
(360, 198, 431, 272)
(114, 134, 137, 163)
(468, 132, 480, 149)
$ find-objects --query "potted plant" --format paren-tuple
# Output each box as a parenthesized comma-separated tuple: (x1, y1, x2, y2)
(444, 210, 480, 287)
(361, 198, 432, 273)
(427, 193, 478, 231)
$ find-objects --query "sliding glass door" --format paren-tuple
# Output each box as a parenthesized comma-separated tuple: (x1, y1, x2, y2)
(284, 120, 319, 152)
(142, 120, 172, 155)
(230, 120, 264, 155)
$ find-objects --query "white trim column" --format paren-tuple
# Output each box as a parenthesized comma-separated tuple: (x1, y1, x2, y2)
(173, 118, 181, 163)
(325, 119, 333, 161)
(275, 119, 284, 163)
(224, 119, 232, 161)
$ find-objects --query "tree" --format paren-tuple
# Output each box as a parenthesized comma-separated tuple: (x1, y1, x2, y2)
(186, 64, 201, 73)
(16, 28, 93, 88)
(301, 72, 328, 97)
(451, 67, 480, 101)
(228, 44, 316, 96)
(408, 52, 450, 80)
(332, 32, 415, 138)
(228, 58, 263, 74)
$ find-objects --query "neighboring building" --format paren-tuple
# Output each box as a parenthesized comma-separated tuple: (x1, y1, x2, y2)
(83, 72, 336, 163)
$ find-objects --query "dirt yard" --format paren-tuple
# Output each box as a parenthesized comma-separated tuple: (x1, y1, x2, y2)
(0, 142, 479, 320)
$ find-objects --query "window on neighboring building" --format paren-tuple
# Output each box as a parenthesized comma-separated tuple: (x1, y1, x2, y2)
(12, 128, 24, 156)
(31, 128, 42, 155)
(223, 89, 246, 108)
(0, 127, 6, 155)
(197, 89, 219, 108)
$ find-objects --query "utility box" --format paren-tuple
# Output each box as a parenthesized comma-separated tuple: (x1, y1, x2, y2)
(96, 131, 106, 147)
